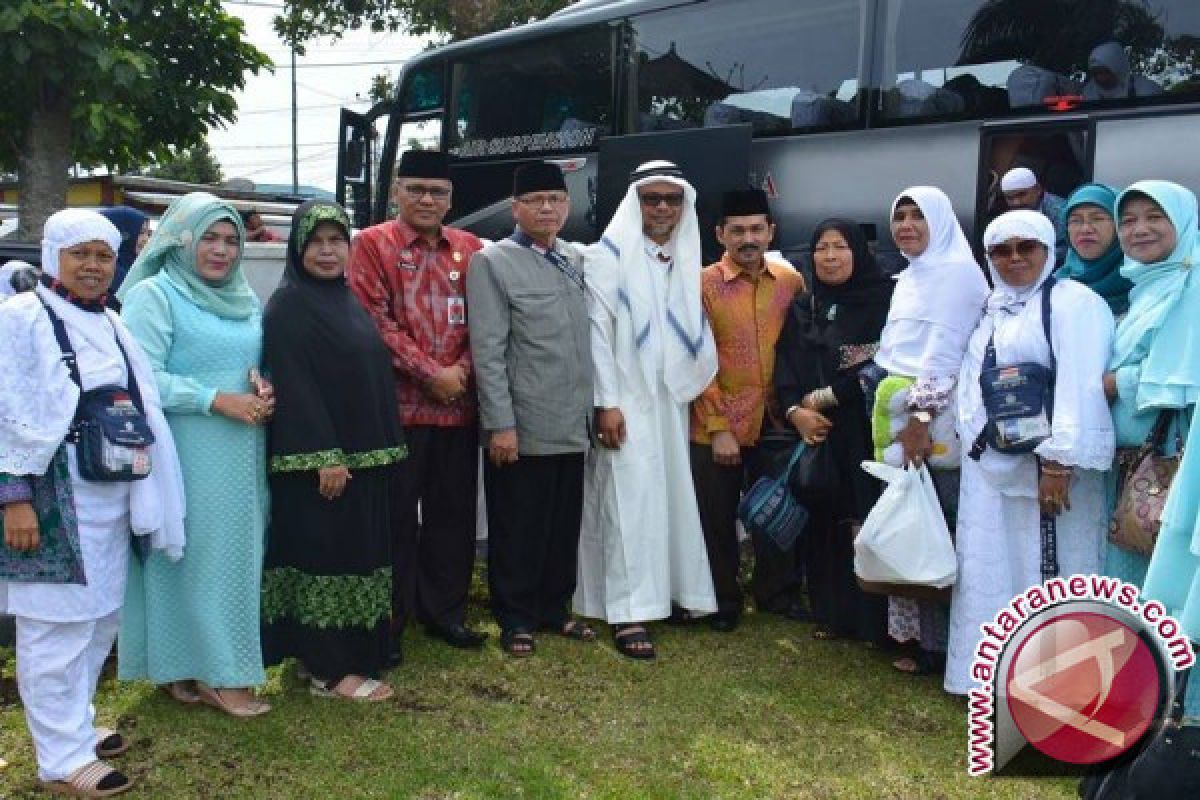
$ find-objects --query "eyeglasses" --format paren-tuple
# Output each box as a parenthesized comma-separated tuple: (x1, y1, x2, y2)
(515, 193, 569, 207)
(400, 184, 452, 200)
(986, 240, 1045, 260)
(639, 192, 685, 208)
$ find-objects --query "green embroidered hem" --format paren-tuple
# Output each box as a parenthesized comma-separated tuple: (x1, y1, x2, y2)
(262, 566, 392, 630)
(269, 445, 407, 474)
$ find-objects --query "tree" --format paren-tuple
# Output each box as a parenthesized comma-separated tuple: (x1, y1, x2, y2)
(959, 0, 1163, 75)
(0, 1, 270, 238)
(275, 0, 572, 47)
(144, 141, 225, 186)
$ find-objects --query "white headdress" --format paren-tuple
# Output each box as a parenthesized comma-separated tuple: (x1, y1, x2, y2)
(40, 209, 122, 279)
(1000, 167, 1038, 193)
(589, 160, 716, 402)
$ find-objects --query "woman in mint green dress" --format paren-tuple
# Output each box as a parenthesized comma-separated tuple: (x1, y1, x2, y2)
(116, 193, 273, 717)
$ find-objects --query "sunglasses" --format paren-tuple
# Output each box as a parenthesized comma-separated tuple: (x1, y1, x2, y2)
(987, 240, 1045, 260)
(639, 192, 685, 208)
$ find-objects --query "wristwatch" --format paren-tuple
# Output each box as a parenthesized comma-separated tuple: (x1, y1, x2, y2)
(912, 410, 934, 424)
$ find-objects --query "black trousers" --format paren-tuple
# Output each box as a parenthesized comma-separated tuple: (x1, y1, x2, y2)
(392, 425, 480, 630)
(483, 452, 585, 633)
(691, 440, 805, 615)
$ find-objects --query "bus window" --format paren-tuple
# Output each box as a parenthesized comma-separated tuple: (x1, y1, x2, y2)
(401, 63, 444, 114)
(448, 26, 612, 159)
(875, 0, 1200, 123)
(627, 0, 866, 136)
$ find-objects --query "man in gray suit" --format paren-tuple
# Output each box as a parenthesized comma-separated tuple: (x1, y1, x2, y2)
(466, 161, 595, 657)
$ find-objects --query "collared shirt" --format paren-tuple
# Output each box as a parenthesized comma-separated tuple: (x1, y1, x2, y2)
(347, 218, 483, 427)
(690, 253, 805, 446)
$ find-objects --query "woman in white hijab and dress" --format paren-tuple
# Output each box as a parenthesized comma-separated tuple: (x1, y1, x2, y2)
(871, 187, 990, 676)
(0, 209, 184, 797)
(943, 210, 1115, 695)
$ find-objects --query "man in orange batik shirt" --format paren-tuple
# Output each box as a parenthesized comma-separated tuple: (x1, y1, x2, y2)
(690, 188, 805, 631)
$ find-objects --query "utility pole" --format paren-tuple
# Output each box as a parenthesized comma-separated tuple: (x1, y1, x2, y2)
(290, 45, 299, 194)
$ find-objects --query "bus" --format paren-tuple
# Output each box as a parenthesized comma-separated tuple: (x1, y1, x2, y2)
(335, 0, 1200, 263)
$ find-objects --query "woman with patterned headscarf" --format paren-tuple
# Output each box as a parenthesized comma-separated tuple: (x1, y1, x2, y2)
(116, 192, 273, 717)
(260, 201, 405, 701)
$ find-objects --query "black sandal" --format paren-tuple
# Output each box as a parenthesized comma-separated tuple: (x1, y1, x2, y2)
(612, 624, 656, 660)
(557, 619, 597, 642)
(500, 628, 535, 658)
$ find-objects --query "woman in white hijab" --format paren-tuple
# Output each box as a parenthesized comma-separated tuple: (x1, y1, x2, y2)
(0, 209, 184, 797)
(872, 186, 989, 675)
(943, 210, 1115, 695)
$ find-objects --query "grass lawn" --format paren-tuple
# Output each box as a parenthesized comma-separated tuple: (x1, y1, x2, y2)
(0, 605, 1077, 800)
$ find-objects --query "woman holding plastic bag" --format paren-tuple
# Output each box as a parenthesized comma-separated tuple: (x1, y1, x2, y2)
(869, 187, 989, 676)
(942, 210, 1115, 695)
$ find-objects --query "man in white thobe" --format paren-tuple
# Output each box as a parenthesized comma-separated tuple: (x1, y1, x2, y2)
(575, 160, 718, 659)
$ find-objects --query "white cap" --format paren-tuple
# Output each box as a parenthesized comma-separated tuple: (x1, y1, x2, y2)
(1000, 167, 1038, 192)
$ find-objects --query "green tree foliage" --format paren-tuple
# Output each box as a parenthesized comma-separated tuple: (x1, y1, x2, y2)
(144, 141, 225, 186)
(0, 1, 270, 237)
(275, 0, 571, 47)
(959, 0, 1163, 74)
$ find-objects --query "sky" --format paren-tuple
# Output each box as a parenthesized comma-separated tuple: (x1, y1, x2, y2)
(213, 1, 432, 192)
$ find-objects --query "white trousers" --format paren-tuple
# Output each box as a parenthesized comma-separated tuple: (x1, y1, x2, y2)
(16, 611, 120, 780)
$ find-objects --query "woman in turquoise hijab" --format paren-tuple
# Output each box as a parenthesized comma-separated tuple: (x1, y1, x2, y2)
(1102, 182, 1199, 587)
(1056, 183, 1132, 316)
(116, 193, 274, 717)
(1103, 182, 1200, 678)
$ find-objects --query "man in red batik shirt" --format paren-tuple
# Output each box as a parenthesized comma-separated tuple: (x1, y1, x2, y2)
(347, 149, 487, 654)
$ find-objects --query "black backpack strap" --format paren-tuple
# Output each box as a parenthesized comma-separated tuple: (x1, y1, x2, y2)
(37, 296, 82, 389)
(969, 275, 1058, 462)
(38, 295, 147, 415)
(1041, 275, 1056, 376)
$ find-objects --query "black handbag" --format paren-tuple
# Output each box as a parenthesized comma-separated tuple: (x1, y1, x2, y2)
(40, 299, 155, 482)
(972, 276, 1056, 457)
(1079, 668, 1200, 799)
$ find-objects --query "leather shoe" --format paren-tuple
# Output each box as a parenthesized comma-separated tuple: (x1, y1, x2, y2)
(426, 623, 487, 649)
(708, 613, 740, 633)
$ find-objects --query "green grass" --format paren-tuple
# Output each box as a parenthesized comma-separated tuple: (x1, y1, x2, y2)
(0, 609, 1075, 800)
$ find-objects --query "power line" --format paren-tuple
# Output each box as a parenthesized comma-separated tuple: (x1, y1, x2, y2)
(285, 59, 405, 69)
(240, 102, 368, 115)
(217, 141, 340, 150)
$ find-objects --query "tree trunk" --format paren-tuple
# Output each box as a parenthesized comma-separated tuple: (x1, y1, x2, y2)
(16, 102, 72, 242)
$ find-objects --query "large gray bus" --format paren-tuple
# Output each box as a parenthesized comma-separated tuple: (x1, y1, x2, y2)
(335, 0, 1200, 262)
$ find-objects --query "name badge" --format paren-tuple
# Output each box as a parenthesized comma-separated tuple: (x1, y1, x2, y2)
(447, 296, 466, 325)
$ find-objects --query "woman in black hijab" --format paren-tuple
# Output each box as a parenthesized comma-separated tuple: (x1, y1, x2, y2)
(775, 219, 894, 643)
(260, 201, 406, 701)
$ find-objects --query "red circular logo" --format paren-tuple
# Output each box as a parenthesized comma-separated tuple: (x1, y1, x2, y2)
(1005, 611, 1161, 765)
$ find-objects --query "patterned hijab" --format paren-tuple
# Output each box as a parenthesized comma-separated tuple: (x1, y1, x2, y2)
(117, 192, 258, 320)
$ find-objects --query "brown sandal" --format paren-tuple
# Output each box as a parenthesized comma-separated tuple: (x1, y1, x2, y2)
(195, 684, 271, 718)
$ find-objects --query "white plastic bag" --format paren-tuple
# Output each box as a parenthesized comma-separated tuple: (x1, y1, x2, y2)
(854, 461, 957, 588)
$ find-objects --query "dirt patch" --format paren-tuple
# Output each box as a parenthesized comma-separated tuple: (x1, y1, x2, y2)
(467, 680, 518, 703)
